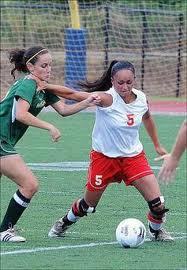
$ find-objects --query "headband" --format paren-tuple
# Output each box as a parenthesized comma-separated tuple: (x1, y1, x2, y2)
(26, 49, 47, 65)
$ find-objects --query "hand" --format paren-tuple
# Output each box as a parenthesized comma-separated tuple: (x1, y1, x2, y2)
(48, 125, 61, 142)
(154, 153, 170, 162)
(85, 94, 101, 107)
(27, 74, 48, 91)
(155, 145, 168, 156)
(155, 154, 178, 184)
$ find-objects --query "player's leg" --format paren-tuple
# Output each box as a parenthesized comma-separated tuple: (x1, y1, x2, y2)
(0, 154, 39, 242)
(122, 152, 173, 241)
(132, 174, 173, 241)
(48, 150, 113, 237)
(48, 150, 121, 238)
(48, 189, 104, 237)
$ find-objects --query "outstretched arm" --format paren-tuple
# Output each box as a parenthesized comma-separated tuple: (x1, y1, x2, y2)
(142, 110, 168, 155)
(32, 75, 113, 106)
(31, 75, 112, 105)
(42, 82, 89, 101)
(169, 120, 187, 160)
(51, 94, 101, 116)
(157, 120, 187, 183)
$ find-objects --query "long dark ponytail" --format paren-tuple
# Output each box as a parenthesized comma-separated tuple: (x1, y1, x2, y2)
(78, 60, 135, 92)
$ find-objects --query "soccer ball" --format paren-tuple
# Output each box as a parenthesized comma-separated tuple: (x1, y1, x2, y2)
(116, 218, 146, 248)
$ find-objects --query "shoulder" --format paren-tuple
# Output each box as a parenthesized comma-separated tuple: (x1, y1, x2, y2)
(21, 76, 37, 88)
(14, 77, 37, 94)
(96, 88, 114, 107)
(106, 87, 116, 96)
(132, 88, 147, 101)
(132, 88, 146, 97)
(14, 77, 37, 101)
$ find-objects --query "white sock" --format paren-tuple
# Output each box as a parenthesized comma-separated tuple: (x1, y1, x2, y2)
(67, 209, 79, 223)
(149, 221, 162, 231)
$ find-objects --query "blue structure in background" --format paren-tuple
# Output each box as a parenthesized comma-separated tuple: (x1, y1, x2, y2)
(64, 28, 87, 95)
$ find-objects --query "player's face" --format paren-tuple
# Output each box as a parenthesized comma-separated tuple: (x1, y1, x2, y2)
(112, 69, 135, 98)
(28, 53, 52, 81)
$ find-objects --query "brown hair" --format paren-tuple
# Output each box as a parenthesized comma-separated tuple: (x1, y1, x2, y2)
(9, 46, 48, 79)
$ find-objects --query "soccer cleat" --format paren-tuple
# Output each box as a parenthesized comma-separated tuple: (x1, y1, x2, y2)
(0, 228, 26, 242)
(148, 227, 174, 241)
(48, 216, 74, 238)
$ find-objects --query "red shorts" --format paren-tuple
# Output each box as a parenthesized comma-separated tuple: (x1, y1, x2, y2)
(86, 150, 153, 192)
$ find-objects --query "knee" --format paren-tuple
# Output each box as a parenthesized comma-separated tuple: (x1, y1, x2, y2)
(30, 180, 39, 195)
(22, 179, 39, 198)
(148, 196, 169, 219)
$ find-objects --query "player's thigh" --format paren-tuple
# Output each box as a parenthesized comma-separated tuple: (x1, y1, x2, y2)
(0, 154, 38, 187)
(132, 174, 161, 201)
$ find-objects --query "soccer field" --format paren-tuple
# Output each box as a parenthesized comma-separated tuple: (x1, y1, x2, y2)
(1, 112, 186, 270)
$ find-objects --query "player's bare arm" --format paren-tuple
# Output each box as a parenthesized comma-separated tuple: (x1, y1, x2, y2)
(16, 98, 61, 142)
(51, 94, 101, 116)
(142, 110, 167, 156)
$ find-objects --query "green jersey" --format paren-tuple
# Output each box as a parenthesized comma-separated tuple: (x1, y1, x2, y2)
(0, 76, 60, 146)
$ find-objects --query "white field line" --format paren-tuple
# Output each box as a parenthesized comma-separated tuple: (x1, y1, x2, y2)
(1, 241, 118, 256)
(16, 146, 58, 150)
(1, 234, 187, 256)
(27, 162, 163, 171)
(43, 107, 186, 116)
(151, 112, 186, 116)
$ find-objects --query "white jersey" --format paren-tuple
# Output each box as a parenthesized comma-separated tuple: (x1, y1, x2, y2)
(92, 87, 148, 157)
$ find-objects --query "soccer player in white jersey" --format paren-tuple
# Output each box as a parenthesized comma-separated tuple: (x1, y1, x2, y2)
(43, 60, 173, 241)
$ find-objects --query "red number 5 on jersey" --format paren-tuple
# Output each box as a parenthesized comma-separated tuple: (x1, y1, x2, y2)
(127, 114, 135, 126)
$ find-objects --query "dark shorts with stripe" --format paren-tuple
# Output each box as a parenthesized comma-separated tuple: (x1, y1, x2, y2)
(0, 139, 17, 157)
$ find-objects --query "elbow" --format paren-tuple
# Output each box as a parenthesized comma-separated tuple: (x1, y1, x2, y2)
(70, 92, 88, 102)
(60, 110, 73, 117)
(57, 104, 69, 117)
(15, 112, 27, 123)
(59, 112, 66, 117)
(66, 94, 82, 102)
(15, 113, 22, 122)
(58, 108, 70, 117)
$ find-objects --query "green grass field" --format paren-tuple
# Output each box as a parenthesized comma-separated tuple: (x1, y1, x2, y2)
(1, 112, 186, 270)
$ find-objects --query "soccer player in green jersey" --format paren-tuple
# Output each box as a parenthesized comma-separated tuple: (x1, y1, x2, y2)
(0, 46, 100, 242)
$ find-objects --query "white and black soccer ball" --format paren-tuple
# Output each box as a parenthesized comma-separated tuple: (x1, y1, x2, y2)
(116, 218, 146, 248)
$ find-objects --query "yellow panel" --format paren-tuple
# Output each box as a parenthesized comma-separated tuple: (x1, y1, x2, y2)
(68, 0, 81, 29)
